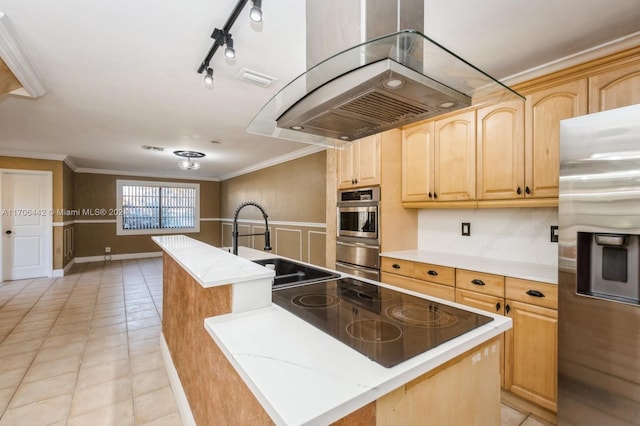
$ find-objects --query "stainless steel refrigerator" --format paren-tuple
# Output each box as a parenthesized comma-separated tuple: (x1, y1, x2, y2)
(558, 103, 640, 425)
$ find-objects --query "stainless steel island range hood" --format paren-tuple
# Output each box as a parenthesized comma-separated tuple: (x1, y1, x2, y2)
(247, 0, 523, 146)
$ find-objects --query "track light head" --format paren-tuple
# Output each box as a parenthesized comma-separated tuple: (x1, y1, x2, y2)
(250, 0, 262, 22)
(203, 67, 214, 87)
(224, 34, 235, 58)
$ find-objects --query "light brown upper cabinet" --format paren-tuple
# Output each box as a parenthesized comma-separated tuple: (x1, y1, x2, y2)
(524, 79, 588, 200)
(476, 101, 525, 201)
(401, 110, 476, 206)
(589, 59, 640, 113)
(337, 134, 380, 189)
(401, 120, 435, 202)
(434, 110, 476, 202)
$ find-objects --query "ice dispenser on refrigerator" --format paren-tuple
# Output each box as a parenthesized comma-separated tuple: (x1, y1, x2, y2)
(577, 232, 640, 303)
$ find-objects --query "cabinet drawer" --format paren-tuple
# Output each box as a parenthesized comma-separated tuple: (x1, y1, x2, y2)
(381, 272, 455, 301)
(506, 278, 558, 309)
(456, 269, 505, 298)
(455, 289, 504, 315)
(381, 257, 413, 278)
(413, 262, 455, 286)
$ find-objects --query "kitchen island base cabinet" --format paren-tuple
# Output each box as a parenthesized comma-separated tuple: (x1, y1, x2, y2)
(162, 253, 273, 426)
(376, 337, 501, 426)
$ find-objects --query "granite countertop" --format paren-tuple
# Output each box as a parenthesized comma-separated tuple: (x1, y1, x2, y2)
(381, 249, 558, 284)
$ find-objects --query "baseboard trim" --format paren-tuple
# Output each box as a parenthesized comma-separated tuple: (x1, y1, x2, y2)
(501, 389, 557, 424)
(52, 259, 75, 277)
(161, 333, 196, 426)
(74, 251, 162, 263)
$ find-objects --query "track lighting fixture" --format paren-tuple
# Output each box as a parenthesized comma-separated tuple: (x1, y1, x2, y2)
(250, 0, 263, 22)
(197, 0, 264, 85)
(204, 67, 214, 86)
(224, 34, 235, 58)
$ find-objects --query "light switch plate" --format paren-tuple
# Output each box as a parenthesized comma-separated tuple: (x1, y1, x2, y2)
(461, 222, 471, 236)
(550, 226, 558, 243)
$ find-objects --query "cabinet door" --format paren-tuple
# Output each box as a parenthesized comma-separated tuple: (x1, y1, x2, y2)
(525, 79, 587, 199)
(476, 101, 525, 200)
(356, 134, 380, 187)
(337, 143, 356, 188)
(434, 110, 476, 201)
(589, 60, 640, 113)
(505, 300, 558, 412)
(401, 121, 435, 202)
(455, 289, 505, 388)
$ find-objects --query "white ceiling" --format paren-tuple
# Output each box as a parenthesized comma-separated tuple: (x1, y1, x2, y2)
(0, 0, 639, 180)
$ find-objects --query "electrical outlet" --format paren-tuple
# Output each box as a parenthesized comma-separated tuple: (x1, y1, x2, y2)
(105, 247, 111, 253)
(461, 222, 471, 236)
(550, 226, 558, 243)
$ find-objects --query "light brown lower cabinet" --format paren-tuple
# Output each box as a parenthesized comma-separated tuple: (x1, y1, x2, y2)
(381, 257, 455, 301)
(505, 278, 558, 413)
(381, 257, 559, 413)
(376, 338, 501, 425)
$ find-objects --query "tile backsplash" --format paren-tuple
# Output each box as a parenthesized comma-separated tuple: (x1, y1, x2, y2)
(417, 208, 558, 265)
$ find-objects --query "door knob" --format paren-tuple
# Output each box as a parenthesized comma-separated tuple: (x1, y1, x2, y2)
(5, 230, 12, 235)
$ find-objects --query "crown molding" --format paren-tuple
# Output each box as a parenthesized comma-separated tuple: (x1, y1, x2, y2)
(0, 150, 67, 162)
(219, 145, 326, 181)
(0, 12, 46, 98)
(502, 31, 640, 87)
(73, 167, 221, 182)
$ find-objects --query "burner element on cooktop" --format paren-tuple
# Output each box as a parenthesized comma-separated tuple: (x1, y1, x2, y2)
(292, 293, 341, 308)
(386, 304, 458, 328)
(346, 319, 402, 343)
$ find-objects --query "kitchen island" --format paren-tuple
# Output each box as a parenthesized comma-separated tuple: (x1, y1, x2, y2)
(153, 235, 511, 425)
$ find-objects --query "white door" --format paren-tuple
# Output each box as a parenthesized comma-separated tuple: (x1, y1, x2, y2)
(2, 172, 52, 280)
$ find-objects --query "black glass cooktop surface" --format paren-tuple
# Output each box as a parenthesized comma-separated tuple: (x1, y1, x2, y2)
(272, 277, 493, 368)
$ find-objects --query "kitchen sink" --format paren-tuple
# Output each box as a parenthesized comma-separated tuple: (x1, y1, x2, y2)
(253, 258, 340, 288)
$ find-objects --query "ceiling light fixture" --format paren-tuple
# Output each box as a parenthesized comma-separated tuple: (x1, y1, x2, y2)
(178, 159, 201, 170)
(204, 67, 214, 87)
(250, 0, 263, 22)
(196, 0, 264, 85)
(224, 33, 235, 58)
(174, 150, 205, 171)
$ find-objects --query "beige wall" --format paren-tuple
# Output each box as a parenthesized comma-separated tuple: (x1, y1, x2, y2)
(74, 173, 221, 257)
(220, 151, 328, 266)
(220, 152, 326, 222)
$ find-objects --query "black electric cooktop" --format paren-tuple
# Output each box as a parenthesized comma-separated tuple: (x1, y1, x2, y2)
(272, 277, 493, 368)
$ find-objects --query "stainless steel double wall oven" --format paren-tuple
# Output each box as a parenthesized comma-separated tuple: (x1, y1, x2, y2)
(335, 187, 380, 280)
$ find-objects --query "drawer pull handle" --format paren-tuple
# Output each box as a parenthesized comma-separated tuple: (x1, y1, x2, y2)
(496, 302, 501, 311)
(471, 279, 485, 286)
(427, 270, 438, 276)
(526, 289, 545, 298)
(392, 264, 401, 269)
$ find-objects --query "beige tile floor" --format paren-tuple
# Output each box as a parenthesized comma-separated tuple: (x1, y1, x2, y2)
(0, 258, 181, 426)
(0, 258, 552, 426)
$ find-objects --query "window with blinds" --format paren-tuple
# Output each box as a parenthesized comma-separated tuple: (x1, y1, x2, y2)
(116, 180, 200, 235)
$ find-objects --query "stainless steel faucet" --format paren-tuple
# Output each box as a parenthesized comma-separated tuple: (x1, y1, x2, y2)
(232, 201, 272, 255)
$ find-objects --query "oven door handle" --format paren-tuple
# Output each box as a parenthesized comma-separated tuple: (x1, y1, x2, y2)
(335, 261, 380, 278)
(336, 240, 379, 250)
